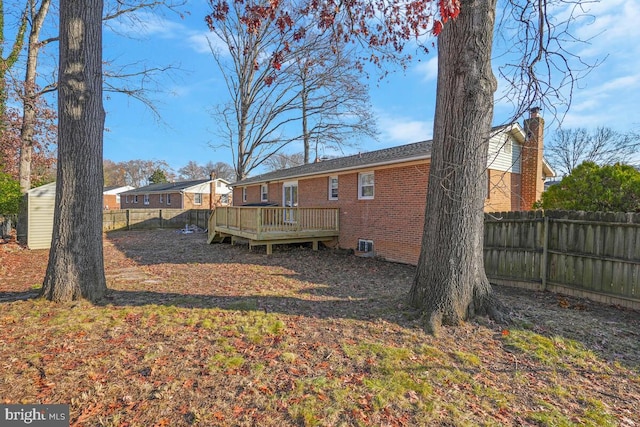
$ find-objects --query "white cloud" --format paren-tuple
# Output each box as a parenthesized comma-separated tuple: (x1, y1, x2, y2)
(105, 12, 185, 39)
(377, 113, 433, 144)
(413, 57, 438, 82)
(187, 33, 217, 54)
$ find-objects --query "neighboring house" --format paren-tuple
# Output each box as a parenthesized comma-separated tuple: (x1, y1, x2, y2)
(119, 177, 232, 210)
(103, 185, 134, 210)
(229, 109, 554, 265)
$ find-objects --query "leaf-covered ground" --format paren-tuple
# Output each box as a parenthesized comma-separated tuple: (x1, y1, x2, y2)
(1, 229, 639, 426)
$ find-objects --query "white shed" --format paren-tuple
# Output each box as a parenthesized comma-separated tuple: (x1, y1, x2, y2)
(25, 182, 56, 250)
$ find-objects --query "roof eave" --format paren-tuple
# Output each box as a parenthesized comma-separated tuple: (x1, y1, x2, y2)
(230, 154, 432, 187)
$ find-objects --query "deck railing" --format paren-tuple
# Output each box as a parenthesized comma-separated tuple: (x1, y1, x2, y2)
(210, 206, 339, 238)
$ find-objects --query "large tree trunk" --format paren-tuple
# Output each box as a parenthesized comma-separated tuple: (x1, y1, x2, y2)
(408, 0, 503, 333)
(41, 0, 106, 302)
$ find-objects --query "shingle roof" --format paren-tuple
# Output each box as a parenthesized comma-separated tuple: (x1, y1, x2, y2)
(120, 179, 211, 195)
(234, 140, 433, 186)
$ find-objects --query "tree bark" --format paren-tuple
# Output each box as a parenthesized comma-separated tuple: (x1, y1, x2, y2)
(408, 0, 503, 333)
(41, 0, 106, 302)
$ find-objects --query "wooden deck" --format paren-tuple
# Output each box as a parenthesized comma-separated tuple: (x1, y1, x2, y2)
(208, 206, 340, 254)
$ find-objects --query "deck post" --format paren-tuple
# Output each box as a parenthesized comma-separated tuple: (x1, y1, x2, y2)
(313, 240, 318, 251)
(257, 207, 262, 239)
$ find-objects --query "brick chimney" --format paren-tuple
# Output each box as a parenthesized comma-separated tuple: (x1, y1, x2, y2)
(209, 172, 216, 210)
(521, 107, 545, 210)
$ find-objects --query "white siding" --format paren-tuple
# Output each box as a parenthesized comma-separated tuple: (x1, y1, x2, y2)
(487, 133, 521, 173)
(27, 183, 56, 250)
(184, 182, 211, 194)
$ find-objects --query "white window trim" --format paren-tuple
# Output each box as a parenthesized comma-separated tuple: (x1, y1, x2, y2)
(166, 194, 171, 205)
(358, 172, 374, 200)
(261, 184, 268, 202)
(242, 187, 247, 203)
(159, 194, 163, 204)
(143, 194, 150, 205)
(328, 176, 338, 200)
(194, 193, 202, 205)
(125, 195, 129, 203)
(134, 195, 138, 204)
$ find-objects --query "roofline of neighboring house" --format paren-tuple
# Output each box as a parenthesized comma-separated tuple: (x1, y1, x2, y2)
(542, 158, 555, 178)
(232, 123, 529, 187)
(120, 179, 214, 195)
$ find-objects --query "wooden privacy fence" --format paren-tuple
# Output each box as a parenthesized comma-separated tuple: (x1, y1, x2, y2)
(484, 210, 640, 309)
(103, 209, 210, 231)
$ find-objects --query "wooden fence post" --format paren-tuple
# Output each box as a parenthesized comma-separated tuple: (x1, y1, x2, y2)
(126, 209, 130, 230)
(541, 215, 549, 291)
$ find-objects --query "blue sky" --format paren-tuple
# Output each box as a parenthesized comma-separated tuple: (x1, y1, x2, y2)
(96, 0, 639, 174)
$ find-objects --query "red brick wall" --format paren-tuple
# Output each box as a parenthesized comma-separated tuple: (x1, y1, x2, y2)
(236, 163, 429, 264)
(233, 161, 531, 265)
(521, 113, 544, 210)
(103, 194, 118, 210)
(485, 170, 522, 212)
(121, 192, 184, 209)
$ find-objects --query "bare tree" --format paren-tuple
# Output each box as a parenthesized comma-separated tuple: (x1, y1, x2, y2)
(9, 0, 186, 197)
(0, 0, 28, 120)
(17, 0, 55, 193)
(178, 160, 207, 180)
(120, 159, 174, 187)
(103, 158, 174, 187)
(546, 127, 640, 176)
(104, 159, 127, 186)
(203, 160, 235, 182)
(41, 0, 106, 302)
(288, 32, 377, 163)
(263, 152, 304, 171)
(206, 0, 307, 181)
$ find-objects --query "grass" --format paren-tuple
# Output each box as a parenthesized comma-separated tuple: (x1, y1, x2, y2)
(0, 229, 639, 426)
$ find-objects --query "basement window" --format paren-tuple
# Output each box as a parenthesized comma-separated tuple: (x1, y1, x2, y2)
(357, 239, 374, 253)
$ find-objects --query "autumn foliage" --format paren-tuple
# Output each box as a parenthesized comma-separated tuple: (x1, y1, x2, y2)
(0, 99, 57, 186)
(206, 0, 461, 69)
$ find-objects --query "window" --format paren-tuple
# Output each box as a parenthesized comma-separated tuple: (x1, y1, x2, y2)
(242, 187, 247, 203)
(166, 194, 171, 205)
(220, 194, 229, 204)
(194, 193, 202, 205)
(125, 195, 129, 203)
(134, 195, 138, 204)
(328, 176, 338, 200)
(358, 172, 374, 199)
(357, 239, 374, 253)
(261, 184, 268, 202)
(143, 194, 149, 205)
(159, 194, 163, 204)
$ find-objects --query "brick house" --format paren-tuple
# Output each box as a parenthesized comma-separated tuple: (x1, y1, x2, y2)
(119, 177, 232, 210)
(229, 110, 553, 264)
(103, 185, 134, 210)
